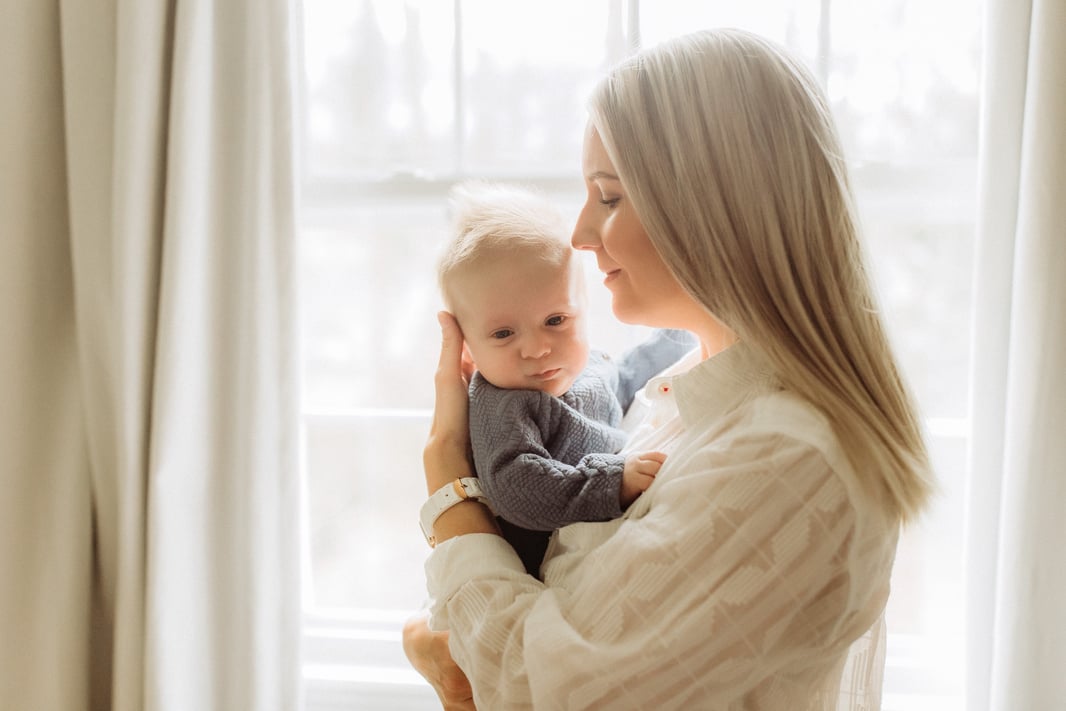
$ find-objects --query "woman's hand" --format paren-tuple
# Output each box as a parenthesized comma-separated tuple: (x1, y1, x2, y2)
(403, 610, 476, 710)
(424, 311, 476, 494)
(422, 312, 500, 543)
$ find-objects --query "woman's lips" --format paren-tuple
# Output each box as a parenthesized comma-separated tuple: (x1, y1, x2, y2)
(603, 269, 621, 284)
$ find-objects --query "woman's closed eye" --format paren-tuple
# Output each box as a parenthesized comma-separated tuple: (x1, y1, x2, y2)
(599, 196, 621, 209)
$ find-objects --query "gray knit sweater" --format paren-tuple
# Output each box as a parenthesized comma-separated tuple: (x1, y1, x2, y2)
(468, 329, 696, 575)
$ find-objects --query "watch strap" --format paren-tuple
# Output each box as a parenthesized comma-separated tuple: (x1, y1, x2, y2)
(419, 477, 487, 547)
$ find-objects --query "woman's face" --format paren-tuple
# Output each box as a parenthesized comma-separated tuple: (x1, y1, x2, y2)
(571, 124, 697, 329)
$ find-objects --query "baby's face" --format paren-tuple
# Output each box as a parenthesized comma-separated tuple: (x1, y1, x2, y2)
(452, 256, 590, 397)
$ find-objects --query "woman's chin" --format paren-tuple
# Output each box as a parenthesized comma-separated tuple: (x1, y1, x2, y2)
(609, 300, 634, 322)
(611, 296, 700, 332)
(610, 300, 650, 326)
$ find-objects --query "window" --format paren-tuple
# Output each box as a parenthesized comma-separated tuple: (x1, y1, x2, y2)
(297, 2, 979, 708)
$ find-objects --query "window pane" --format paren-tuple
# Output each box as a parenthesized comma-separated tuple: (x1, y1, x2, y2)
(829, 0, 981, 163)
(884, 432, 967, 704)
(856, 166, 975, 420)
(299, 201, 448, 411)
(306, 414, 431, 610)
(459, 0, 614, 175)
(303, 0, 457, 180)
(639, 0, 825, 62)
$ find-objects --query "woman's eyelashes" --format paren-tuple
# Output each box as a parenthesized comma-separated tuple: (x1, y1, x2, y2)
(599, 196, 621, 209)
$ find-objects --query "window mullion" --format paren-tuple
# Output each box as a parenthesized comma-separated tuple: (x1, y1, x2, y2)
(453, 0, 465, 176)
(627, 0, 641, 52)
(817, 0, 832, 86)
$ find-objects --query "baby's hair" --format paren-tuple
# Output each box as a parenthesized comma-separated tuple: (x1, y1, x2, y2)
(438, 181, 572, 310)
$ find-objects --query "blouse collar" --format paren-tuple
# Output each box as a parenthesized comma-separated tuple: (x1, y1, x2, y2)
(648, 341, 779, 427)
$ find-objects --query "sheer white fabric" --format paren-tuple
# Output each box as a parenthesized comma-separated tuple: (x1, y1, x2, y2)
(965, 0, 1066, 707)
(427, 343, 899, 710)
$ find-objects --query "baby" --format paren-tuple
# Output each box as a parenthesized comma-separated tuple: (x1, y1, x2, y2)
(437, 182, 694, 576)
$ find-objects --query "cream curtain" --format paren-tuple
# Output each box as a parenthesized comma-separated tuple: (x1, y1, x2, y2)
(0, 0, 301, 709)
(965, 0, 1066, 708)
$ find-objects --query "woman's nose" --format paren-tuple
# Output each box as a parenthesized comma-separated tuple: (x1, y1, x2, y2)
(571, 202, 600, 252)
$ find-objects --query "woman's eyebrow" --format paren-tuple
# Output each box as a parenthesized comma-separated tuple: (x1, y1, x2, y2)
(587, 170, 620, 181)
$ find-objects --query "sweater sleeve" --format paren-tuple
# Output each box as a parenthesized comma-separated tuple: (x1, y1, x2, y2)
(427, 430, 894, 710)
(470, 381, 626, 532)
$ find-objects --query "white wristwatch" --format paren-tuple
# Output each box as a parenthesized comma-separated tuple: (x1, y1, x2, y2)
(419, 477, 489, 547)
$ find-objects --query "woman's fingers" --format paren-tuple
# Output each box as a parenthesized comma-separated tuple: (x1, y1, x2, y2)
(425, 311, 475, 492)
(436, 311, 467, 379)
(430, 311, 471, 441)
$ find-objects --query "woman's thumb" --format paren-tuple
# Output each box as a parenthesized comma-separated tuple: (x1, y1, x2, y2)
(437, 311, 463, 342)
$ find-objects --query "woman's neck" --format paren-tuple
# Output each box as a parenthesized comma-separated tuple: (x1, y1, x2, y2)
(695, 315, 738, 359)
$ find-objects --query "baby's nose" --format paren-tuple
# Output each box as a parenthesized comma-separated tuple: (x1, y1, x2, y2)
(520, 335, 550, 359)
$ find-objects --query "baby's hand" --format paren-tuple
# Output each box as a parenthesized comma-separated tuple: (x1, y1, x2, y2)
(620, 451, 667, 508)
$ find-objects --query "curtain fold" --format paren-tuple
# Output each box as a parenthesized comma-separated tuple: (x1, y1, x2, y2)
(1, 5, 91, 710)
(965, 0, 1066, 708)
(0, 0, 302, 709)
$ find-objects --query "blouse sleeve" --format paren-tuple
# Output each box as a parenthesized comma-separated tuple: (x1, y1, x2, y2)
(426, 430, 891, 710)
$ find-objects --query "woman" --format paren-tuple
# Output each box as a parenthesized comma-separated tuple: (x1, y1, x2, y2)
(406, 28, 933, 710)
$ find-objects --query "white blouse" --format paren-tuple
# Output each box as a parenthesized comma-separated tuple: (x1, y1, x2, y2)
(426, 342, 899, 710)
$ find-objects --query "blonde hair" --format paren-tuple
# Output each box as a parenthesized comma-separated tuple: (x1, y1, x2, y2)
(589, 29, 933, 522)
(438, 182, 573, 311)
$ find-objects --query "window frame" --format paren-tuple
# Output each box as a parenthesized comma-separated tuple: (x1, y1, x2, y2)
(296, 2, 973, 708)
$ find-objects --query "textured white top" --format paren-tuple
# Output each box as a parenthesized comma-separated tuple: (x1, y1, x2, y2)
(426, 342, 898, 710)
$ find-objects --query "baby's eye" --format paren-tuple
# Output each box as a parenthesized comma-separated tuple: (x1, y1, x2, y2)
(491, 329, 514, 339)
(545, 315, 566, 327)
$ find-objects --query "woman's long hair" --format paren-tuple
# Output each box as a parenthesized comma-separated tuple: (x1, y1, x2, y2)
(590, 28, 933, 522)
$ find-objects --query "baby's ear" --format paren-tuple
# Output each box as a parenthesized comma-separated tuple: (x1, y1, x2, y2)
(461, 342, 476, 378)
